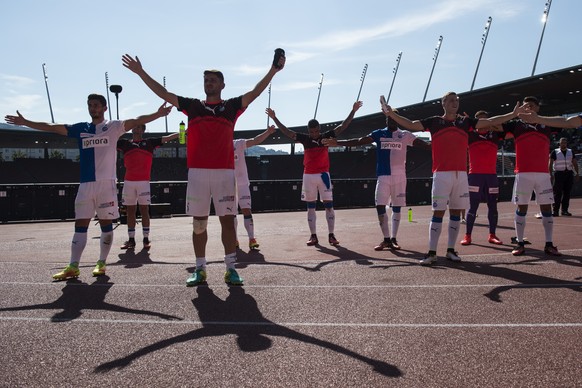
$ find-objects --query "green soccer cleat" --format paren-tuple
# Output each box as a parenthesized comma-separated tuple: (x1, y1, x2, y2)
(186, 268, 207, 287)
(52, 263, 80, 281)
(249, 238, 260, 250)
(92, 260, 106, 277)
(224, 268, 243, 286)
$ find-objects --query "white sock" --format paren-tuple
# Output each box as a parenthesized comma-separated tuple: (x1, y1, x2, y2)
(224, 252, 237, 270)
(542, 214, 553, 243)
(391, 211, 401, 239)
(378, 213, 390, 238)
(307, 208, 317, 234)
(70, 231, 87, 263)
(447, 218, 461, 250)
(429, 218, 443, 252)
(196, 257, 207, 269)
(514, 212, 526, 242)
(244, 215, 255, 239)
(325, 208, 335, 234)
(99, 231, 113, 262)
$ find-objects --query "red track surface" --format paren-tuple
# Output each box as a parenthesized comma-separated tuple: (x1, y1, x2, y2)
(1, 200, 581, 387)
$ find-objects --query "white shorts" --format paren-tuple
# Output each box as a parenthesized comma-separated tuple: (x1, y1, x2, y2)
(236, 183, 252, 210)
(121, 180, 151, 206)
(75, 180, 119, 220)
(512, 172, 554, 205)
(186, 168, 236, 217)
(375, 174, 407, 207)
(301, 172, 333, 202)
(431, 171, 470, 211)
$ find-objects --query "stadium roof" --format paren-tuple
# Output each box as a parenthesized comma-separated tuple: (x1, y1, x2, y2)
(2, 64, 581, 148)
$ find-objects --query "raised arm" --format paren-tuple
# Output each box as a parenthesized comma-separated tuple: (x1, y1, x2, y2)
(123, 54, 179, 107)
(265, 108, 296, 140)
(161, 132, 180, 143)
(5, 111, 68, 136)
(519, 112, 582, 128)
(245, 125, 276, 148)
(322, 136, 373, 148)
(124, 103, 173, 132)
(476, 101, 524, 130)
(241, 51, 285, 109)
(333, 101, 363, 136)
(380, 96, 424, 132)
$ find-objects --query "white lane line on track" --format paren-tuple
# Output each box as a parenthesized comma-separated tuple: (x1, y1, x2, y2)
(0, 282, 581, 288)
(0, 316, 581, 328)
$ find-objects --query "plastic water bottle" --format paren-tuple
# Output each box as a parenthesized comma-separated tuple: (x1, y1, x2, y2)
(408, 208, 412, 222)
(179, 121, 186, 144)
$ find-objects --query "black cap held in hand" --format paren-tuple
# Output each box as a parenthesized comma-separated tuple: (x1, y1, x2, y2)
(273, 48, 285, 69)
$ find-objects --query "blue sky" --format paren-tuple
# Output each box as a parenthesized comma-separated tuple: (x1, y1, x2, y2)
(1, 0, 580, 151)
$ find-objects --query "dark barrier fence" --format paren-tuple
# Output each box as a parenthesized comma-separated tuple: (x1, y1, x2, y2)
(2, 177, 581, 222)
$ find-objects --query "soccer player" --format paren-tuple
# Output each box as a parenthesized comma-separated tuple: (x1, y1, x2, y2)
(117, 124, 179, 250)
(504, 97, 575, 256)
(460, 111, 505, 246)
(266, 101, 362, 246)
(123, 51, 284, 286)
(233, 125, 276, 250)
(382, 92, 523, 265)
(5, 95, 171, 280)
(323, 99, 429, 251)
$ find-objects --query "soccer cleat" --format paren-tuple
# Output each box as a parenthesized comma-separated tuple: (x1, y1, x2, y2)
(488, 234, 503, 245)
(121, 239, 136, 250)
(534, 213, 543, 219)
(445, 250, 462, 262)
(374, 240, 393, 251)
(561, 211, 572, 216)
(512, 245, 526, 256)
(306, 234, 319, 246)
(544, 245, 562, 256)
(460, 234, 472, 246)
(249, 238, 260, 250)
(92, 260, 106, 277)
(328, 233, 340, 246)
(224, 268, 244, 286)
(52, 263, 80, 281)
(552, 212, 559, 217)
(420, 252, 437, 266)
(143, 238, 151, 250)
(186, 268, 207, 287)
(390, 238, 401, 250)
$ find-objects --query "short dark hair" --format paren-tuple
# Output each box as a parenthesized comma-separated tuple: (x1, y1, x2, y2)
(523, 96, 540, 106)
(475, 110, 489, 118)
(87, 94, 107, 107)
(204, 69, 224, 82)
(307, 119, 319, 129)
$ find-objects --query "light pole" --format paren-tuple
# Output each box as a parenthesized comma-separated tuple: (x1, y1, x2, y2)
(313, 73, 324, 119)
(532, 0, 552, 76)
(109, 85, 122, 120)
(105, 72, 112, 120)
(471, 16, 492, 91)
(423, 36, 443, 102)
(386, 51, 403, 104)
(42, 63, 55, 123)
(356, 64, 368, 101)
(163, 76, 168, 133)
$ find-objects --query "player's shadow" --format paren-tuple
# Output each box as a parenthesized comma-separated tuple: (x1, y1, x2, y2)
(231, 243, 419, 272)
(452, 258, 582, 302)
(95, 286, 401, 377)
(116, 249, 154, 269)
(0, 275, 181, 322)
